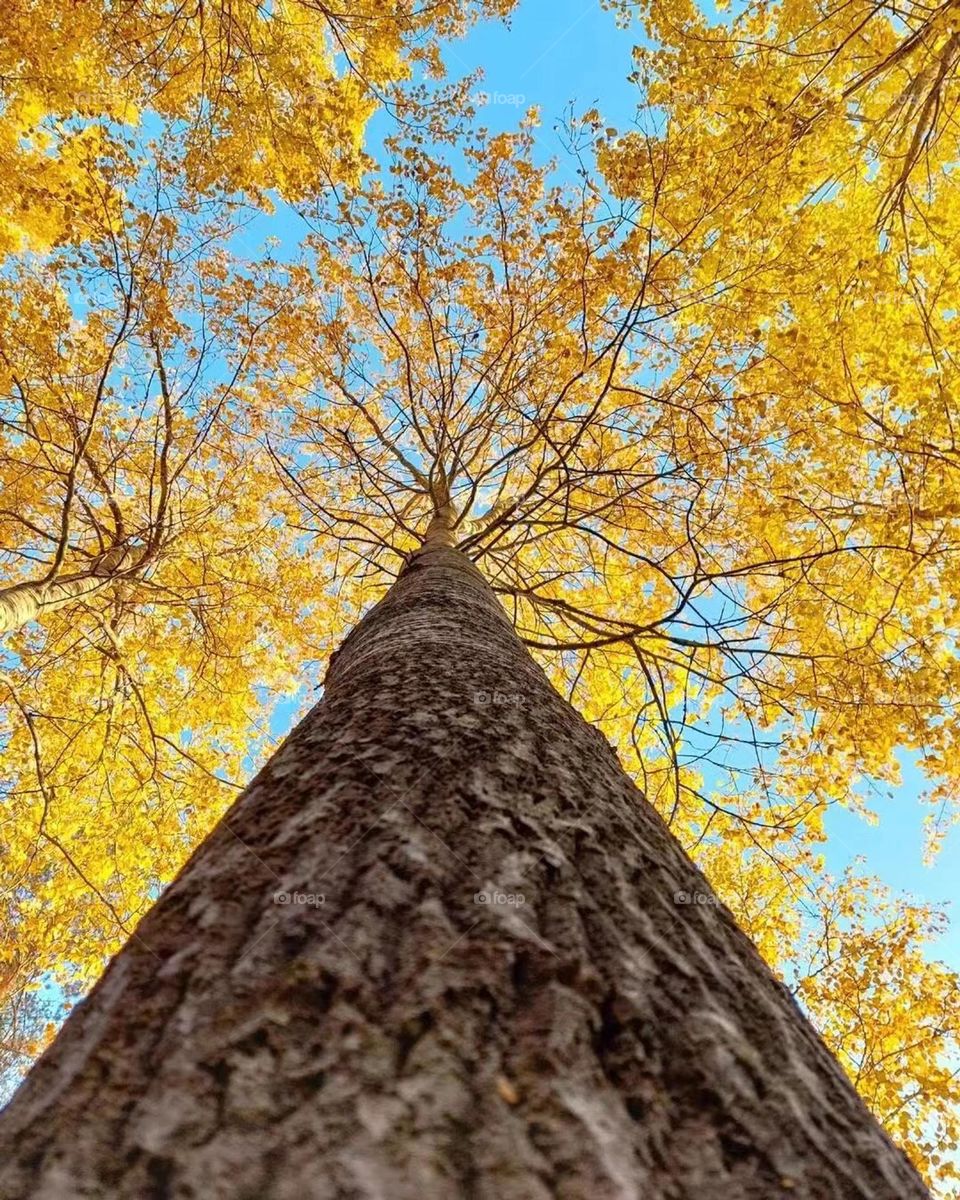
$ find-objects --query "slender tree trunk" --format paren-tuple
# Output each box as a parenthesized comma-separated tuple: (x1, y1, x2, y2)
(0, 538, 929, 1199)
(0, 545, 145, 635)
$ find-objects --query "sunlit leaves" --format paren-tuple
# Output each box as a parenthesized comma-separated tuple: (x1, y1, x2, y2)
(0, 0, 516, 254)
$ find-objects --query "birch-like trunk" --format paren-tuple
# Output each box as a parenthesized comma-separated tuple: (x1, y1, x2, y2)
(0, 539, 929, 1199)
(0, 546, 145, 636)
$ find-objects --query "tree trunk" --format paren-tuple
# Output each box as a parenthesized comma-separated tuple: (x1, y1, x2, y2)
(0, 545, 146, 636)
(0, 540, 929, 1199)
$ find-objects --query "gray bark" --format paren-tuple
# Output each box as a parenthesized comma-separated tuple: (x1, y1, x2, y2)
(0, 543, 929, 1199)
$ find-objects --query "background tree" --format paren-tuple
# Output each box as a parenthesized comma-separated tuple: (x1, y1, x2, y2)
(0, 146, 347, 1081)
(612, 0, 960, 223)
(0, 0, 514, 254)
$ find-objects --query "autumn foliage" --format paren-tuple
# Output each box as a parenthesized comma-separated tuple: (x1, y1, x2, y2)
(2, 0, 960, 1191)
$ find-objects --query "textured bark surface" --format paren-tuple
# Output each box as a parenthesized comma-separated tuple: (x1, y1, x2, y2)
(0, 545, 929, 1199)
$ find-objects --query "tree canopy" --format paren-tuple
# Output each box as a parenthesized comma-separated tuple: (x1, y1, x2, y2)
(2, 0, 960, 1191)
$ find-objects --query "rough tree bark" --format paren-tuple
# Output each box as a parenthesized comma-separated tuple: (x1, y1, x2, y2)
(0, 530, 930, 1199)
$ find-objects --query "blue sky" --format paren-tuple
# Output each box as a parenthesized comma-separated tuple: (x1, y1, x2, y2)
(373, 0, 642, 152)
